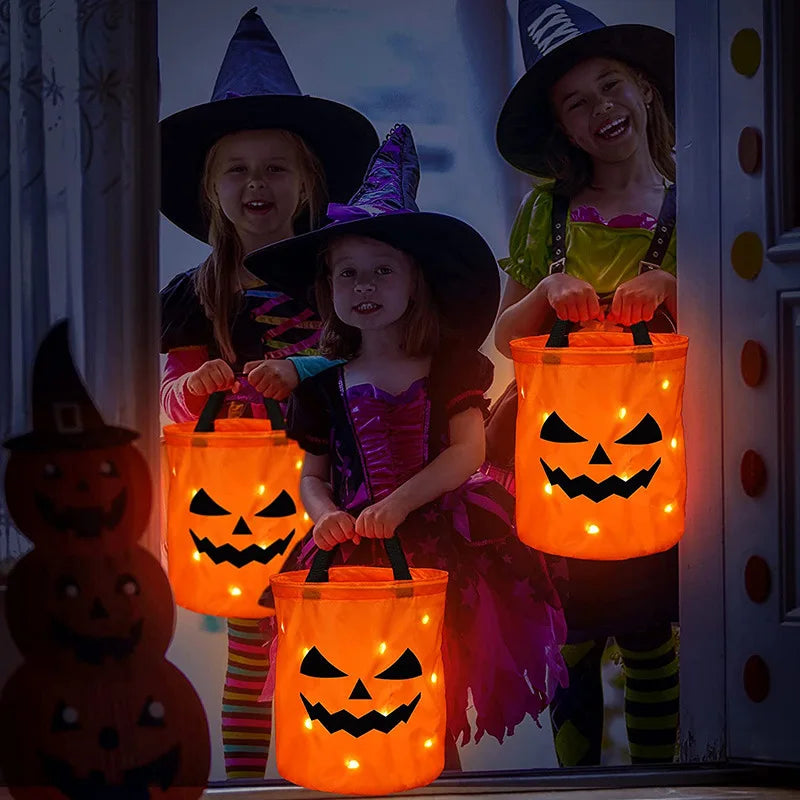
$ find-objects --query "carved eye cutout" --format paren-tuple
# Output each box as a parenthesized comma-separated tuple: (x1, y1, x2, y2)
(540, 412, 588, 443)
(52, 702, 81, 732)
(300, 646, 347, 678)
(614, 413, 663, 445)
(43, 463, 62, 479)
(375, 648, 423, 680)
(138, 697, 166, 728)
(99, 460, 119, 477)
(116, 573, 140, 597)
(189, 488, 230, 516)
(57, 576, 80, 600)
(254, 489, 297, 518)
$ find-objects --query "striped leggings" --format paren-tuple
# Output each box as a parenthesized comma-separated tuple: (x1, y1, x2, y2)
(549, 623, 679, 766)
(222, 618, 272, 779)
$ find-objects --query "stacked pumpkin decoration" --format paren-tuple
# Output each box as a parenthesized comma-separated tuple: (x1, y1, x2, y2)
(0, 321, 211, 799)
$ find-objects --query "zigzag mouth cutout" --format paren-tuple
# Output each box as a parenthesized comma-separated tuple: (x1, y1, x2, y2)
(51, 618, 143, 665)
(35, 489, 127, 538)
(189, 529, 294, 569)
(40, 743, 180, 797)
(540, 458, 661, 503)
(300, 693, 422, 738)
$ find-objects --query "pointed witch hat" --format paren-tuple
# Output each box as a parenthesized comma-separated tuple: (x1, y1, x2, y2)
(496, 0, 674, 177)
(243, 124, 501, 349)
(4, 321, 138, 451)
(160, 7, 378, 242)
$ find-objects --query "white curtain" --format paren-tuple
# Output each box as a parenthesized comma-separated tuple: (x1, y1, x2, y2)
(0, 0, 160, 573)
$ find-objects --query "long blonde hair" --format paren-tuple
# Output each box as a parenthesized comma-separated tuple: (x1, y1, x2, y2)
(193, 129, 327, 362)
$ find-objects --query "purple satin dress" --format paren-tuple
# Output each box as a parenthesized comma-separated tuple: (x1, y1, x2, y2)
(291, 377, 568, 745)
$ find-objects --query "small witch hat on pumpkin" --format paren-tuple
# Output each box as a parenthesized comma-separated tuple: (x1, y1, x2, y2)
(244, 124, 501, 350)
(3, 321, 138, 451)
(496, 0, 674, 177)
(160, 6, 378, 242)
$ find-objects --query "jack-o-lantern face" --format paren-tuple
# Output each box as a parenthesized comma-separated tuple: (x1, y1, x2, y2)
(4, 443, 151, 553)
(163, 422, 306, 618)
(271, 566, 447, 795)
(538, 410, 663, 502)
(187, 487, 296, 568)
(513, 331, 688, 560)
(0, 661, 210, 799)
(6, 546, 174, 668)
(299, 646, 423, 737)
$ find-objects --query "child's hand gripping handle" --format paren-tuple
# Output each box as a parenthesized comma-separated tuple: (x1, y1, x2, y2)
(544, 319, 652, 349)
(192, 384, 286, 433)
(305, 536, 412, 584)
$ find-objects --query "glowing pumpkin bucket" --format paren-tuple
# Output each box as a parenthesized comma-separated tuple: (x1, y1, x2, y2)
(270, 539, 447, 795)
(162, 394, 305, 618)
(512, 322, 689, 561)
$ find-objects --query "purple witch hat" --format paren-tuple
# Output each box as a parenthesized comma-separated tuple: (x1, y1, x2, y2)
(496, 0, 674, 176)
(244, 124, 501, 349)
(4, 321, 138, 452)
(160, 7, 378, 242)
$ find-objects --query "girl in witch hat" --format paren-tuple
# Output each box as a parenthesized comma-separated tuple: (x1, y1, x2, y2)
(489, 0, 679, 767)
(158, 8, 377, 780)
(247, 124, 568, 769)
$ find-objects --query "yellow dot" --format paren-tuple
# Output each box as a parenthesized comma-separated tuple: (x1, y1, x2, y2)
(541, 411, 550, 423)
(171, 467, 177, 477)
(671, 438, 678, 449)
(431, 673, 438, 684)
(303, 512, 310, 522)
(229, 586, 242, 597)
(380, 708, 390, 717)
(280, 622, 285, 633)
(618, 408, 627, 420)
(421, 614, 430, 625)
(664, 504, 674, 514)
(304, 718, 313, 730)
(379, 642, 387, 654)
(189, 488, 198, 499)
(424, 738, 434, 748)
(620, 473, 629, 482)
(586, 524, 600, 535)
(302, 647, 309, 657)
(260, 543, 268, 550)
(192, 551, 201, 562)
(258, 484, 266, 495)
(662, 379, 670, 390)
(346, 760, 360, 770)
(295, 460, 303, 470)
(544, 483, 553, 495)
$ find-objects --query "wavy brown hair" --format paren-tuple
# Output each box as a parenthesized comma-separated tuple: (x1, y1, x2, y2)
(545, 62, 675, 198)
(192, 129, 327, 362)
(314, 237, 440, 361)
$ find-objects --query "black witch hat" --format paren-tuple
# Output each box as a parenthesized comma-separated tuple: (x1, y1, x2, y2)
(4, 321, 138, 452)
(160, 7, 378, 242)
(496, 0, 674, 177)
(244, 124, 501, 350)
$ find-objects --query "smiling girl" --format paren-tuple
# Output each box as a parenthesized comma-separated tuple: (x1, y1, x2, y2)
(248, 125, 568, 770)
(157, 10, 376, 779)
(489, 0, 680, 768)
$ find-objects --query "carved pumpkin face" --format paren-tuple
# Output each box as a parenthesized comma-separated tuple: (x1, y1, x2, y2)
(6, 546, 174, 668)
(513, 331, 688, 560)
(0, 661, 210, 799)
(271, 566, 447, 795)
(4, 443, 151, 553)
(163, 421, 306, 617)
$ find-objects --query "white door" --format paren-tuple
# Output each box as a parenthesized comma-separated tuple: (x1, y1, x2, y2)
(719, 0, 800, 763)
